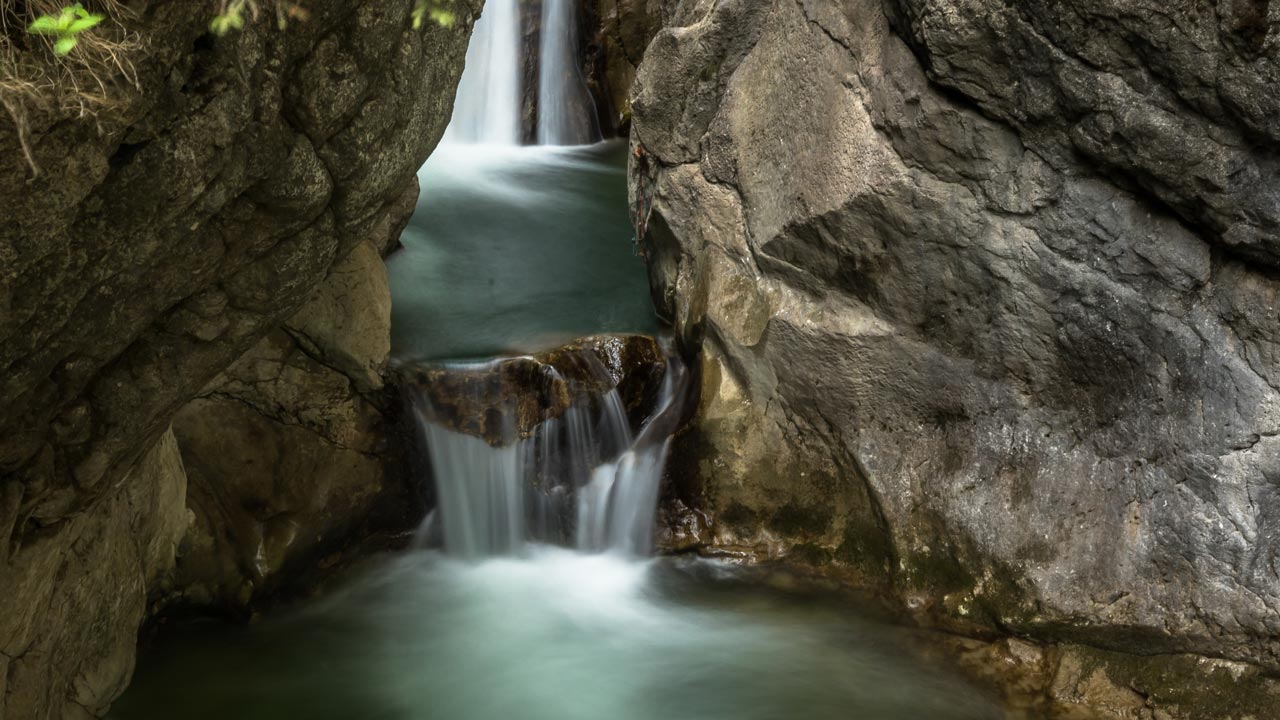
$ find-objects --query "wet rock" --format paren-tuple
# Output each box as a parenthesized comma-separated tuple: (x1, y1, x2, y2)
(396, 334, 667, 444)
(630, 0, 1280, 696)
(1047, 645, 1280, 720)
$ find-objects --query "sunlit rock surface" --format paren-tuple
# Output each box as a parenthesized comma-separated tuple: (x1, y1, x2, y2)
(629, 1, 1280, 713)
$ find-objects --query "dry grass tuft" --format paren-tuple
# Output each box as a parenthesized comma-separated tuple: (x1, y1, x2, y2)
(1, 0, 146, 174)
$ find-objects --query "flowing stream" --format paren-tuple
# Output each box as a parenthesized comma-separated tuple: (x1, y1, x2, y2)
(111, 8, 1028, 719)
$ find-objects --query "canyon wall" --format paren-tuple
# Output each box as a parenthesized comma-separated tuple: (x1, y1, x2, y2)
(629, 0, 1280, 715)
(0, 2, 475, 716)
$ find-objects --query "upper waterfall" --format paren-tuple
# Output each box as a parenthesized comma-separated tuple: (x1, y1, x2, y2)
(537, 0, 600, 145)
(444, 0, 521, 144)
(444, 0, 600, 146)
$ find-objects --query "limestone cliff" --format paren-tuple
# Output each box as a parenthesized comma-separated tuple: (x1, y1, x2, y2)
(629, 0, 1280, 715)
(0, 1, 475, 716)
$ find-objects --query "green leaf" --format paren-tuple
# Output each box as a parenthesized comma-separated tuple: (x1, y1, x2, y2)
(27, 16, 61, 34)
(67, 14, 105, 34)
(429, 8, 455, 27)
(209, 9, 245, 36)
(54, 36, 78, 55)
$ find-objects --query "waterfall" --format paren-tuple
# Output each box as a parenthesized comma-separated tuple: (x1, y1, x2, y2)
(408, 343, 685, 558)
(536, 0, 599, 145)
(444, 0, 521, 145)
(444, 0, 600, 146)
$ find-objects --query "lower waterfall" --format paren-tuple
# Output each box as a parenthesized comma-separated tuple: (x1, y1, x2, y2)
(410, 341, 686, 558)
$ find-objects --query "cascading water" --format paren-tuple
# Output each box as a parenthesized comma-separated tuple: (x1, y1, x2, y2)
(112, 16, 1018, 720)
(536, 0, 599, 145)
(443, 0, 521, 144)
(410, 343, 686, 558)
(417, 0, 661, 555)
(444, 0, 597, 146)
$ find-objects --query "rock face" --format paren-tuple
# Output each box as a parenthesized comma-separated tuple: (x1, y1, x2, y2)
(0, 2, 474, 716)
(630, 0, 1280, 705)
(0, 429, 188, 720)
(589, 0, 664, 135)
(170, 239, 408, 612)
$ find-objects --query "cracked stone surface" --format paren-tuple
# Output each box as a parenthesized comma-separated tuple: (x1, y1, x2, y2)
(0, 1, 475, 716)
(0, 429, 188, 720)
(170, 238, 406, 613)
(630, 0, 1280, 707)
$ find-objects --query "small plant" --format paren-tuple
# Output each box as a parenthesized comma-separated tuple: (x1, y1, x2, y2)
(210, 0, 250, 36)
(26, 3, 106, 56)
(412, 0, 456, 29)
(210, 1, 451, 37)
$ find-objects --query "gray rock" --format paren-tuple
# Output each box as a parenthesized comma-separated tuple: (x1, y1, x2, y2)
(631, 0, 1280, 694)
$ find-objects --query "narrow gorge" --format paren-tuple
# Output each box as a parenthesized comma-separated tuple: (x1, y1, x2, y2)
(1, 1, 1278, 719)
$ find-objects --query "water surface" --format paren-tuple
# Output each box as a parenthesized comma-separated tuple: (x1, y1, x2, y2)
(112, 549, 1009, 720)
(388, 141, 658, 362)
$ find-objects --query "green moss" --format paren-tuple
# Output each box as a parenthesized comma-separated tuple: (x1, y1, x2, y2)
(787, 542, 834, 565)
(880, 511, 1040, 631)
(1063, 645, 1280, 719)
(898, 545, 976, 597)
(767, 501, 834, 537)
(834, 516, 893, 578)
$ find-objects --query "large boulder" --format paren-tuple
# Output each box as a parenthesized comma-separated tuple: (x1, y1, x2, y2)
(0, 1, 475, 716)
(169, 239, 408, 612)
(630, 0, 1280, 713)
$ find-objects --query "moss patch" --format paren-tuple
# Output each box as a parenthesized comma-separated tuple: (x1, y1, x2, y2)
(766, 501, 834, 537)
(1056, 644, 1280, 719)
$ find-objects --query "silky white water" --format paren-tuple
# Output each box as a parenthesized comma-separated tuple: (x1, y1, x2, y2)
(444, 0, 521, 144)
(537, 0, 598, 145)
(113, 547, 1009, 720)
(412, 341, 684, 557)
